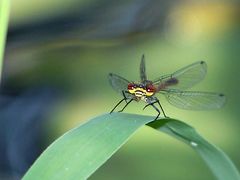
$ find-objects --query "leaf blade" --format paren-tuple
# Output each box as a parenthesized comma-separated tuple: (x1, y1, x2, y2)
(147, 119, 240, 180)
(23, 113, 154, 180)
(23, 113, 240, 180)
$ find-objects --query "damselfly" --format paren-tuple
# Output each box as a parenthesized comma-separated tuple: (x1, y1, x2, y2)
(109, 55, 226, 120)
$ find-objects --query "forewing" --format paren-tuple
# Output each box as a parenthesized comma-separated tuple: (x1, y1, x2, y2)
(108, 73, 131, 95)
(153, 61, 207, 91)
(140, 54, 147, 83)
(162, 90, 226, 110)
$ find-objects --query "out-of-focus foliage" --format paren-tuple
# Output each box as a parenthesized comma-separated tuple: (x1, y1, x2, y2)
(0, 88, 59, 179)
(0, 0, 10, 80)
(1, 0, 240, 179)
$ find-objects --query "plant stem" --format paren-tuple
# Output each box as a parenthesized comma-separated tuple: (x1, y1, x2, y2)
(0, 0, 10, 82)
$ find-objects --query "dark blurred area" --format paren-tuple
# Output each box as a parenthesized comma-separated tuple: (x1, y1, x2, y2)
(1, 0, 240, 179)
(0, 88, 59, 179)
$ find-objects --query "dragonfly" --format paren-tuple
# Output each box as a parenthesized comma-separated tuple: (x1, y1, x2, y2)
(108, 55, 226, 120)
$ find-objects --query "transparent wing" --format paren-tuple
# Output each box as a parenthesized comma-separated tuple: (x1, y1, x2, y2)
(162, 90, 226, 110)
(153, 61, 207, 91)
(140, 54, 147, 83)
(108, 73, 132, 98)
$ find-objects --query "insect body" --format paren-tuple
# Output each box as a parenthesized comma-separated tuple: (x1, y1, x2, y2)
(109, 55, 226, 120)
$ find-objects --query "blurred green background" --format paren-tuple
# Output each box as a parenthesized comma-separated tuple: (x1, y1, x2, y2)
(2, 0, 240, 179)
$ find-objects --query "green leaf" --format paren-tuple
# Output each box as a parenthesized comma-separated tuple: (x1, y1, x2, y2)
(23, 113, 154, 180)
(147, 119, 240, 180)
(0, 0, 10, 80)
(23, 113, 240, 180)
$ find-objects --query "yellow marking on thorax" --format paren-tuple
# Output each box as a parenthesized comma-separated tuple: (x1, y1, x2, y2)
(128, 87, 154, 97)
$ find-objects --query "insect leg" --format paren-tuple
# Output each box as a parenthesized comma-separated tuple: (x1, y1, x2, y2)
(122, 90, 128, 103)
(143, 103, 151, 110)
(118, 99, 133, 112)
(142, 98, 160, 120)
(142, 97, 158, 110)
(143, 97, 167, 119)
(110, 98, 125, 113)
(150, 103, 160, 120)
(156, 99, 167, 118)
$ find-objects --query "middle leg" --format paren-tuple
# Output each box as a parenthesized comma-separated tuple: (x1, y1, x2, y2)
(143, 97, 165, 120)
(118, 98, 133, 112)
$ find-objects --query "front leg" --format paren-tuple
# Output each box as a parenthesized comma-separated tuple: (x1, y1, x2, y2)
(143, 97, 167, 120)
(118, 99, 133, 112)
(142, 97, 158, 110)
(150, 103, 160, 120)
(110, 91, 133, 113)
(122, 90, 130, 103)
(110, 98, 126, 113)
(156, 100, 167, 118)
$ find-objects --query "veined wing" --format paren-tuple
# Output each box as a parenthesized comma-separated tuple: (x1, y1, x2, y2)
(161, 90, 226, 110)
(140, 54, 147, 83)
(153, 61, 207, 91)
(108, 73, 132, 97)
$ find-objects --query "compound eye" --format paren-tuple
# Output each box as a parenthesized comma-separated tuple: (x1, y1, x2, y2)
(128, 83, 135, 90)
(146, 84, 155, 92)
